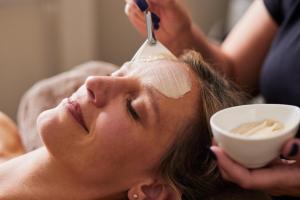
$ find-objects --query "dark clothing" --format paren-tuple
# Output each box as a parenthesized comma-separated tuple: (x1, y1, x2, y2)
(261, 0, 300, 118)
(261, 1, 300, 199)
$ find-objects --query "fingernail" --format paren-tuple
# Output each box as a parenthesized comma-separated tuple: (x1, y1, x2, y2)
(151, 12, 160, 24)
(135, 0, 148, 12)
(288, 143, 299, 157)
(153, 23, 160, 30)
(207, 147, 217, 161)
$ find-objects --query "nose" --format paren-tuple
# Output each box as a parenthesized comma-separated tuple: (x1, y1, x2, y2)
(85, 76, 137, 108)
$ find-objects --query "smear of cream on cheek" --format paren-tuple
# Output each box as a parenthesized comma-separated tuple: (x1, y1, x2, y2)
(127, 60, 192, 99)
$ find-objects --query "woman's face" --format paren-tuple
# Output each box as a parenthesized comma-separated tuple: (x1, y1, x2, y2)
(37, 59, 200, 187)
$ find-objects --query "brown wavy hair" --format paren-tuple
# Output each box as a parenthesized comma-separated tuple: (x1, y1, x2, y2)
(157, 50, 248, 200)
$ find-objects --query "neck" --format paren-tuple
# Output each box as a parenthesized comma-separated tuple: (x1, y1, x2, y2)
(0, 147, 125, 200)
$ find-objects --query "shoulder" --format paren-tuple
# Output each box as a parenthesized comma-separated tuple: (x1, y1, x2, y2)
(0, 111, 24, 163)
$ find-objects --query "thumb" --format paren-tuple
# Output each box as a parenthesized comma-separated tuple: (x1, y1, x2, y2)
(148, 0, 175, 6)
(135, 0, 175, 11)
(282, 138, 300, 161)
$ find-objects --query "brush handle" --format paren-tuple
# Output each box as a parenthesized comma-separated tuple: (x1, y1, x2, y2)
(145, 10, 156, 45)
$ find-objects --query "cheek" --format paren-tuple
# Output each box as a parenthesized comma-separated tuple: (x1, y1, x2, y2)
(92, 110, 158, 168)
(93, 111, 133, 151)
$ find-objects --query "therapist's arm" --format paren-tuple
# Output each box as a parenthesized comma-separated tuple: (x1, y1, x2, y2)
(211, 139, 300, 197)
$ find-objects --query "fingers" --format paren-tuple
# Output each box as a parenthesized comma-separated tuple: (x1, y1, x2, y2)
(210, 146, 253, 188)
(282, 138, 300, 161)
(125, 0, 144, 22)
(135, 0, 149, 12)
(126, 0, 161, 28)
(124, 0, 147, 35)
(132, 0, 175, 7)
(211, 146, 299, 193)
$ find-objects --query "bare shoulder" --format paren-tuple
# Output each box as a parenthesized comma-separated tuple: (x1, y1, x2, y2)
(0, 111, 24, 163)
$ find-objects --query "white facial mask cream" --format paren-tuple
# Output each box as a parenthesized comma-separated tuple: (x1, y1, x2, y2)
(131, 40, 177, 62)
(116, 40, 192, 99)
(231, 119, 284, 138)
(118, 60, 192, 99)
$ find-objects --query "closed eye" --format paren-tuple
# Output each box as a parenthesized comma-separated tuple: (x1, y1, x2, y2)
(126, 99, 140, 121)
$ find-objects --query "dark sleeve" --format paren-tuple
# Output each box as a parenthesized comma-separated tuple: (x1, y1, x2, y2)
(263, 0, 283, 25)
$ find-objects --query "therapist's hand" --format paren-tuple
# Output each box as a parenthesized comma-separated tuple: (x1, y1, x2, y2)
(124, 0, 194, 55)
(211, 139, 300, 197)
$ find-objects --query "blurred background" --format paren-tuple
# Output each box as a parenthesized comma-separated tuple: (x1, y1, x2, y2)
(0, 0, 251, 120)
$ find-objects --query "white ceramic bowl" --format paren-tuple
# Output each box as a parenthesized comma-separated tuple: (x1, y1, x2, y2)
(210, 104, 300, 168)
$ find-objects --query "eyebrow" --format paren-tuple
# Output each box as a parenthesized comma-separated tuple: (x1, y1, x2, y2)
(143, 85, 160, 125)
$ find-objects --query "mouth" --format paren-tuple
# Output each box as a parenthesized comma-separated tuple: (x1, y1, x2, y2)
(66, 98, 89, 133)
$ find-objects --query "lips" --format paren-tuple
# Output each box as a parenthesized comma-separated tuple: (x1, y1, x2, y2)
(66, 98, 89, 133)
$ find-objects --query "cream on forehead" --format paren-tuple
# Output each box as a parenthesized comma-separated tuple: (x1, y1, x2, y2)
(115, 40, 192, 98)
(131, 40, 177, 62)
(125, 60, 192, 99)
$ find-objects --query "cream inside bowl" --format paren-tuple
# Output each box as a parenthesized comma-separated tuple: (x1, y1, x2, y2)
(210, 104, 300, 168)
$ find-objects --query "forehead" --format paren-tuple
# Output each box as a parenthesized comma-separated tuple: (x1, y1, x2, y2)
(116, 59, 193, 98)
(116, 59, 187, 75)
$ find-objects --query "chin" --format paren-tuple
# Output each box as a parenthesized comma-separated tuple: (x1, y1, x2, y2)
(36, 103, 81, 164)
(37, 105, 65, 152)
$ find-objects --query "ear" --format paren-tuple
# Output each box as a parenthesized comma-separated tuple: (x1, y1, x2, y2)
(127, 178, 180, 200)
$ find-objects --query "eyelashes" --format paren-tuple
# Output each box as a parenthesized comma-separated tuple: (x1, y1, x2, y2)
(108, 71, 140, 122)
(126, 99, 140, 121)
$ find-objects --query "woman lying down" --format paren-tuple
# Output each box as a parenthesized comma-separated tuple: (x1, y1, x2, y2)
(0, 50, 266, 200)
